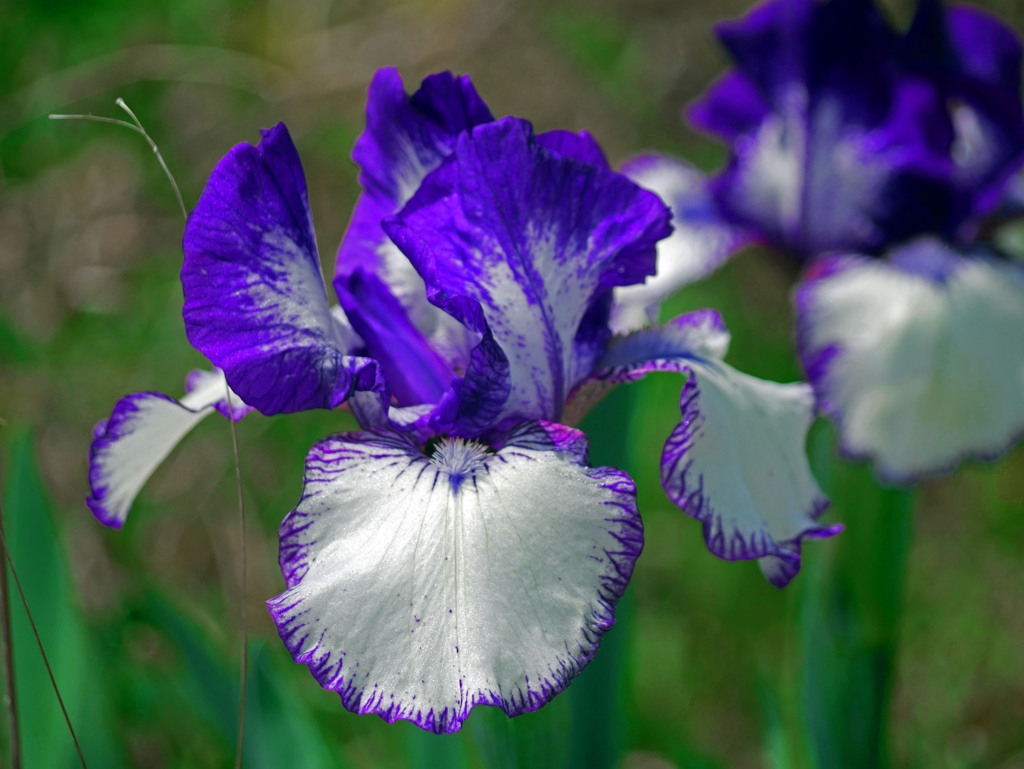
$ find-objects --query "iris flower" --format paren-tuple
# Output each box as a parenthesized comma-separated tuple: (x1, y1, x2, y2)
(630, 0, 1024, 482)
(88, 69, 836, 732)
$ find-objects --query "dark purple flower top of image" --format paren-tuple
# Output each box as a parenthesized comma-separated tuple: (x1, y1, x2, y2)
(688, 0, 1024, 258)
(625, 0, 1024, 483)
(86, 69, 838, 733)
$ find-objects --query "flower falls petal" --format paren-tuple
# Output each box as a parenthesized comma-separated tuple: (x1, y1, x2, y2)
(795, 238, 1024, 482)
(267, 421, 641, 733)
(595, 311, 834, 587)
(87, 369, 249, 528)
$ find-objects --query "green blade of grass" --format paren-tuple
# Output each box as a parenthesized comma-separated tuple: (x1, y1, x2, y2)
(241, 640, 341, 769)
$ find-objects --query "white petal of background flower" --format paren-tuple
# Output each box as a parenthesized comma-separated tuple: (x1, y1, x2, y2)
(799, 251, 1024, 481)
(614, 156, 747, 332)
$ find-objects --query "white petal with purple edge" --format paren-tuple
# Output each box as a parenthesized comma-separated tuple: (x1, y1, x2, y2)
(267, 421, 641, 733)
(613, 155, 750, 332)
(595, 313, 834, 587)
(796, 242, 1024, 481)
(663, 361, 835, 587)
(88, 369, 249, 528)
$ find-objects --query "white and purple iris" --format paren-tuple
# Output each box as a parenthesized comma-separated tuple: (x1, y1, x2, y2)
(627, 0, 1024, 483)
(87, 69, 837, 732)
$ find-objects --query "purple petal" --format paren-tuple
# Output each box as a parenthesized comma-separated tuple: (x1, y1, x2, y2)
(710, 72, 959, 257)
(351, 67, 494, 208)
(593, 311, 834, 587)
(689, 0, 979, 257)
(335, 269, 453, 407)
(384, 117, 672, 428)
(795, 238, 1024, 483)
(715, 0, 898, 125)
(613, 154, 752, 331)
(182, 123, 382, 415)
(88, 369, 251, 528)
(335, 69, 494, 372)
(687, 70, 771, 141)
(536, 129, 610, 168)
(905, 1, 1024, 215)
(266, 421, 641, 733)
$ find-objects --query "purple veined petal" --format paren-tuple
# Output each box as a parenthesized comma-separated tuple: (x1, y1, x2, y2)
(795, 237, 1024, 483)
(335, 69, 494, 371)
(351, 67, 495, 208)
(593, 311, 834, 587)
(183, 123, 377, 416)
(335, 268, 453, 407)
(710, 86, 958, 258)
(88, 369, 251, 528)
(612, 155, 753, 332)
(535, 129, 610, 168)
(384, 117, 673, 428)
(266, 420, 641, 733)
(696, 0, 965, 256)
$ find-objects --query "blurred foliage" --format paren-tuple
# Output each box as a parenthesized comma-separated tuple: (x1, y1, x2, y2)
(2, 0, 1024, 767)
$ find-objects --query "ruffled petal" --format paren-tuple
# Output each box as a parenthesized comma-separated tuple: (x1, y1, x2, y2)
(612, 155, 752, 332)
(267, 421, 641, 733)
(535, 129, 610, 168)
(351, 67, 494, 209)
(183, 123, 377, 415)
(384, 117, 672, 428)
(87, 369, 250, 528)
(335, 68, 493, 372)
(795, 238, 1024, 482)
(594, 310, 834, 587)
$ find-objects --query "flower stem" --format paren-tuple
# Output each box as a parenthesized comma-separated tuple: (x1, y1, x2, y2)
(797, 426, 914, 769)
(226, 390, 248, 769)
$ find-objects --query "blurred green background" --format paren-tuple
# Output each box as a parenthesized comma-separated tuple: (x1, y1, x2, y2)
(1, 0, 1023, 767)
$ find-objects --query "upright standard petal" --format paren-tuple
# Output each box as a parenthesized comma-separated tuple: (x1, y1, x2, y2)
(183, 123, 378, 415)
(689, 0, 960, 257)
(88, 369, 250, 528)
(613, 155, 753, 332)
(267, 421, 641, 733)
(795, 238, 1024, 482)
(594, 310, 834, 587)
(336, 69, 494, 372)
(385, 117, 673, 429)
(905, 0, 1024, 213)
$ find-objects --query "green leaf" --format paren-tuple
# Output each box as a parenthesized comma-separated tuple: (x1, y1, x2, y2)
(241, 640, 341, 769)
(2, 432, 126, 768)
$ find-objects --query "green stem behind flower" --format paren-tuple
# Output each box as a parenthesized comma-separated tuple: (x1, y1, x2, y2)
(797, 424, 914, 769)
